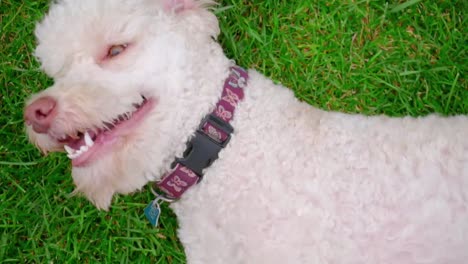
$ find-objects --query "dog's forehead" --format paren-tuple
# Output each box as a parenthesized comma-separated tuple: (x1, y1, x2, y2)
(34, 0, 162, 77)
(36, 0, 158, 39)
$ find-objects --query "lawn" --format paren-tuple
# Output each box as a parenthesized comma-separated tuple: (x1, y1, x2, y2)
(1, 0, 466, 263)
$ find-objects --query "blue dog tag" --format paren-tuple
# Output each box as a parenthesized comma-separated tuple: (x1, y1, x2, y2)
(145, 199, 161, 227)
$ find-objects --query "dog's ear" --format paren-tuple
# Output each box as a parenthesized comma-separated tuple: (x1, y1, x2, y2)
(161, 0, 213, 13)
(160, 0, 220, 38)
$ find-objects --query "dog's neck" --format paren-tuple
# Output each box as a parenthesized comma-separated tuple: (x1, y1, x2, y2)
(155, 66, 248, 200)
(145, 41, 235, 182)
(144, 60, 248, 226)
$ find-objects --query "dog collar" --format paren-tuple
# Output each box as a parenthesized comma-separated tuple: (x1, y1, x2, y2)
(156, 66, 248, 200)
(145, 66, 248, 226)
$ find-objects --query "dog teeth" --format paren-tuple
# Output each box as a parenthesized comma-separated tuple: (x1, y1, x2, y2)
(67, 152, 81, 159)
(84, 131, 94, 147)
(65, 144, 81, 159)
(64, 145, 74, 155)
(64, 143, 92, 160)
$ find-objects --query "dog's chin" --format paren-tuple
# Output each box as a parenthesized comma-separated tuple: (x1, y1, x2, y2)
(71, 144, 151, 210)
(71, 154, 119, 210)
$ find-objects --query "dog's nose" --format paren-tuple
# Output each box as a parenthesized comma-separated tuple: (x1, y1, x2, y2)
(24, 96, 57, 133)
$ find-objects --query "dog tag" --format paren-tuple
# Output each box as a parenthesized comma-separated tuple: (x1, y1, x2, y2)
(145, 199, 161, 227)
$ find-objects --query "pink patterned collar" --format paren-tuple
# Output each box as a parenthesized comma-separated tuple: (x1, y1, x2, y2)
(145, 66, 248, 226)
(155, 66, 248, 200)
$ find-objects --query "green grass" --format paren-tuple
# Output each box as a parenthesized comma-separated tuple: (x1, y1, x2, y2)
(1, 0, 466, 262)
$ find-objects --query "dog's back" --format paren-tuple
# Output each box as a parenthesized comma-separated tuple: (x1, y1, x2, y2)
(173, 70, 468, 263)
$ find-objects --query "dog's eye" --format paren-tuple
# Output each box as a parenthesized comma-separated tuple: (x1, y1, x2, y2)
(107, 44, 128, 58)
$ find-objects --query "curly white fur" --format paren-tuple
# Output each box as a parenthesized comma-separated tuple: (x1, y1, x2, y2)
(26, 0, 468, 263)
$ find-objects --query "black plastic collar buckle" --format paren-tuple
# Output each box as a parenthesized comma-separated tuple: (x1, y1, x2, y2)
(175, 113, 233, 178)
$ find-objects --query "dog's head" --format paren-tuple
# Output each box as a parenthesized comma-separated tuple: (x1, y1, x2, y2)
(24, 0, 224, 209)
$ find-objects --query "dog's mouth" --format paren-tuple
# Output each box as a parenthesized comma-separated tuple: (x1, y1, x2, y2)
(57, 95, 155, 167)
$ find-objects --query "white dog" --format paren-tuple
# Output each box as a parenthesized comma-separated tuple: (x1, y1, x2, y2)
(24, 0, 468, 263)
